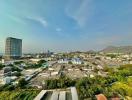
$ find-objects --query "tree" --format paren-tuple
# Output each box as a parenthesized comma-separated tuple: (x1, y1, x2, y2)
(68, 61, 72, 64)
(4, 85, 15, 91)
(37, 60, 47, 67)
(106, 54, 117, 58)
(18, 78, 28, 88)
(0, 64, 5, 70)
(14, 61, 24, 65)
(15, 72, 21, 77)
(38, 60, 46, 65)
(11, 66, 21, 72)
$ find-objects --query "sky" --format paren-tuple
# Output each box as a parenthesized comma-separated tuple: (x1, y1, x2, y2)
(0, 0, 132, 53)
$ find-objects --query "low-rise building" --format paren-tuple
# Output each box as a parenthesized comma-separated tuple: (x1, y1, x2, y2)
(3, 76, 11, 84)
(58, 59, 69, 64)
(71, 58, 82, 64)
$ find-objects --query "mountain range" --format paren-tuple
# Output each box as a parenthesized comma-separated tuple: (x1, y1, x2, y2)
(101, 46, 132, 53)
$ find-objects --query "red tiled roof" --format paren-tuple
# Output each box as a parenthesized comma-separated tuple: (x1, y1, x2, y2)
(96, 94, 107, 100)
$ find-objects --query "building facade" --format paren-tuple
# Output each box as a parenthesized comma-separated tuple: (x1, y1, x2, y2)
(5, 37, 22, 59)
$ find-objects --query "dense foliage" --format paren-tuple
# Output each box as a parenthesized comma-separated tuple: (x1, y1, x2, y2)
(0, 64, 5, 70)
(0, 84, 15, 91)
(18, 78, 28, 89)
(112, 79, 132, 97)
(44, 76, 76, 89)
(25, 60, 47, 69)
(76, 65, 132, 99)
(0, 89, 40, 100)
(14, 61, 24, 65)
(37, 60, 47, 66)
(106, 54, 117, 58)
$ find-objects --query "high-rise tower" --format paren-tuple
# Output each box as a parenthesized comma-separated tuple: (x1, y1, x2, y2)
(5, 37, 22, 59)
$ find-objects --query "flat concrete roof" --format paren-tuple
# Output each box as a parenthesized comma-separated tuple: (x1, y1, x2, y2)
(71, 87, 78, 100)
(59, 91, 66, 100)
(51, 91, 59, 100)
(34, 90, 47, 100)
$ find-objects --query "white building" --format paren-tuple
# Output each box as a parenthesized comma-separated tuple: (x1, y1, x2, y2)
(51, 72, 58, 76)
(71, 58, 82, 64)
(3, 77, 11, 84)
(58, 59, 69, 64)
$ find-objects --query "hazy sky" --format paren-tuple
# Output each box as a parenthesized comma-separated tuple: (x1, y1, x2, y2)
(0, 0, 132, 53)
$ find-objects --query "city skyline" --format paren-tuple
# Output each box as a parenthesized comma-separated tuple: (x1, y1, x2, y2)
(0, 0, 132, 53)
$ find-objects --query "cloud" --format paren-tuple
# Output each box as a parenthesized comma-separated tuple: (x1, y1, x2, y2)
(66, 0, 94, 27)
(27, 16, 48, 27)
(6, 14, 26, 25)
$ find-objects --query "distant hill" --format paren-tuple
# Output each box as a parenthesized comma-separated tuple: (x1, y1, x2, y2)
(101, 46, 132, 53)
